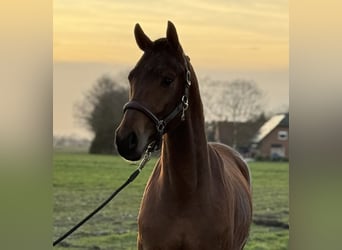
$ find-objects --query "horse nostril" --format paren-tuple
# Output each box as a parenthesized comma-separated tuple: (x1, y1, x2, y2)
(116, 131, 141, 161)
(127, 132, 138, 151)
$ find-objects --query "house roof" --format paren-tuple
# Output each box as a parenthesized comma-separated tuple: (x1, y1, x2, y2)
(251, 113, 288, 143)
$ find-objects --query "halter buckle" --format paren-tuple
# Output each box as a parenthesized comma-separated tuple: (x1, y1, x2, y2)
(181, 95, 189, 121)
(182, 95, 189, 110)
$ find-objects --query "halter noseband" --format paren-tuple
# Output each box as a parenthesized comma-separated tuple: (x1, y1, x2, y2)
(123, 54, 191, 150)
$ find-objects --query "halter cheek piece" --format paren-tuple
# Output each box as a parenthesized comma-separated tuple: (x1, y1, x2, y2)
(123, 54, 191, 150)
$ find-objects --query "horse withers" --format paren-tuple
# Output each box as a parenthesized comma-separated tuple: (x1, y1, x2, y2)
(115, 21, 252, 250)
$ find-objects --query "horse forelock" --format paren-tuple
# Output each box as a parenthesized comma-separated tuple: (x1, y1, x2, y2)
(131, 39, 188, 81)
(142, 38, 184, 62)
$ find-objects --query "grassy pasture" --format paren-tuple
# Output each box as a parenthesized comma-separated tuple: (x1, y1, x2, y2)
(53, 152, 288, 250)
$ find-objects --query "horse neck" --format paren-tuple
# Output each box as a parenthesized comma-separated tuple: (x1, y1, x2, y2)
(160, 68, 210, 196)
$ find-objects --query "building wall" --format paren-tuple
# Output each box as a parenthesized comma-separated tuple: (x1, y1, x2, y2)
(215, 121, 232, 146)
(215, 120, 265, 149)
(258, 126, 289, 159)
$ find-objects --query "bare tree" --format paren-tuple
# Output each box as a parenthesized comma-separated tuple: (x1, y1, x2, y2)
(75, 75, 128, 154)
(201, 78, 265, 148)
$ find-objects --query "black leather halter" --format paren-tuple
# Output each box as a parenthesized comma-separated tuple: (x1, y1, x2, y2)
(123, 54, 191, 150)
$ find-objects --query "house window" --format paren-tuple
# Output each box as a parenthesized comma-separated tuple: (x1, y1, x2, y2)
(278, 130, 288, 141)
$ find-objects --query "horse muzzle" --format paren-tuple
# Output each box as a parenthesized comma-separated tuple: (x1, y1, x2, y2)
(115, 111, 156, 161)
(115, 130, 142, 161)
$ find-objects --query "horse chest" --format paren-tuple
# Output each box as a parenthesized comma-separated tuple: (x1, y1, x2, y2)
(138, 192, 230, 249)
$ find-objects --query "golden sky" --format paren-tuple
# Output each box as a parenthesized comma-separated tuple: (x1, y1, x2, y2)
(54, 0, 288, 70)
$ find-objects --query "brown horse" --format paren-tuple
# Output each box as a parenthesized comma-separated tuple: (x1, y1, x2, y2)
(115, 21, 252, 250)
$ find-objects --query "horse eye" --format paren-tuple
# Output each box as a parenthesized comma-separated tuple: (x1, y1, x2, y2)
(161, 76, 174, 86)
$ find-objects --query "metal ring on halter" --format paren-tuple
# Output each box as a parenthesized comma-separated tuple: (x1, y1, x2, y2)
(157, 120, 166, 134)
(186, 71, 191, 86)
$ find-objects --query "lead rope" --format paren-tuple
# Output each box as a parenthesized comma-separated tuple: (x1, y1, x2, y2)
(53, 144, 154, 247)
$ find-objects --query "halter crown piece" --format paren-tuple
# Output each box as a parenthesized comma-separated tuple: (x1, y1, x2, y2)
(123, 53, 191, 151)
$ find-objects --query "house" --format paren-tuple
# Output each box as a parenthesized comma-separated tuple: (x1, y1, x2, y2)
(250, 113, 289, 160)
(213, 115, 266, 156)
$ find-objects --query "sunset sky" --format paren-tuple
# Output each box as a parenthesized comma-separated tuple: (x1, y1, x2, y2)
(54, 0, 288, 138)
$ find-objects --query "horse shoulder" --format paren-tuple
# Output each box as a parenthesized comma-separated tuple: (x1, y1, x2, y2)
(208, 142, 251, 187)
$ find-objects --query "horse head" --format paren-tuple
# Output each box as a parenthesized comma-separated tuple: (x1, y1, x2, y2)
(115, 21, 191, 161)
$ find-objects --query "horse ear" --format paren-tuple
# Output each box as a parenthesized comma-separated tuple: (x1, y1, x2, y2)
(134, 23, 152, 51)
(166, 21, 180, 50)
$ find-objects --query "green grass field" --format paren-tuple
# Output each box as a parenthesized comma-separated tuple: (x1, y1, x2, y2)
(53, 152, 288, 250)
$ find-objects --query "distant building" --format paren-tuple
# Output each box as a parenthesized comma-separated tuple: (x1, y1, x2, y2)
(214, 115, 266, 156)
(250, 113, 289, 160)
